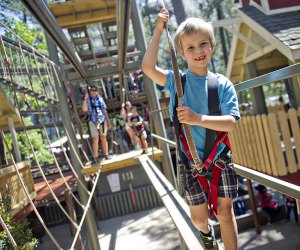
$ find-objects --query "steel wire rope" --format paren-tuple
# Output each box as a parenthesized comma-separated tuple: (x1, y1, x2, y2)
(8, 45, 19, 85)
(0, 21, 54, 64)
(39, 65, 92, 188)
(16, 40, 86, 225)
(29, 51, 85, 209)
(0, 130, 62, 250)
(0, 45, 8, 79)
(0, 22, 101, 247)
(44, 60, 99, 186)
(51, 64, 99, 170)
(0, 35, 79, 230)
(69, 171, 100, 250)
(26, 51, 84, 207)
(64, 82, 93, 163)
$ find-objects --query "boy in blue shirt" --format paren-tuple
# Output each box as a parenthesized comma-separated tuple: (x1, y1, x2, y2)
(142, 8, 240, 250)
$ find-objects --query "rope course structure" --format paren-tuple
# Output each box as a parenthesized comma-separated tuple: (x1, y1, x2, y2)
(0, 21, 101, 249)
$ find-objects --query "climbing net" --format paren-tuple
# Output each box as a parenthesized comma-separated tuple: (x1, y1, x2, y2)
(0, 21, 101, 249)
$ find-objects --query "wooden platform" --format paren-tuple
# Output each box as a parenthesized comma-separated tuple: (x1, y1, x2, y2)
(81, 147, 163, 175)
(0, 85, 22, 130)
(48, 0, 116, 29)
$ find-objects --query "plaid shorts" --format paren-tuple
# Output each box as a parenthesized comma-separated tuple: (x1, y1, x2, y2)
(184, 161, 238, 206)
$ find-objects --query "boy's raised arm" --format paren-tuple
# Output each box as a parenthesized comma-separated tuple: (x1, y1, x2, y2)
(142, 8, 168, 86)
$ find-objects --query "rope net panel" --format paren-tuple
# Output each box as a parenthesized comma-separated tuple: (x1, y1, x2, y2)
(0, 21, 101, 249)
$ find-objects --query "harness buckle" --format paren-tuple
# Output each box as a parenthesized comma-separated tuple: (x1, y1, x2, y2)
(191, 164, 208, 177)
(213, 155, 229, 170)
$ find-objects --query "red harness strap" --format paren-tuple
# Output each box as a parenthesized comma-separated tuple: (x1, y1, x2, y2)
(178, 128, 231, 217)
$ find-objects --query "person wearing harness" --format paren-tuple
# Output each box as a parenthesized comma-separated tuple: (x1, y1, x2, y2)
(120, 101, 140, 150)
(82, 85, 111, 161)
(128, 106, 148, 154)
(142, 8, 240, 250)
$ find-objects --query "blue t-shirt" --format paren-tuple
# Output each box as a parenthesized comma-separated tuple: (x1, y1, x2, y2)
(88, 95, 107, 123)
(159, 69, 240, 160)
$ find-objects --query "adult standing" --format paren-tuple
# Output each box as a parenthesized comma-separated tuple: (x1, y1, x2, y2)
(82, 86, 111, 161)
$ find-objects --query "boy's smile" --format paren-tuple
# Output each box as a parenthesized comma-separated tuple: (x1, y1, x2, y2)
(181, 31, 213, 75)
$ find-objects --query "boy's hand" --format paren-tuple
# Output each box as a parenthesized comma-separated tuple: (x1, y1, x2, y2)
(155, 8, 169, 33)
(176, 106, 200, 126)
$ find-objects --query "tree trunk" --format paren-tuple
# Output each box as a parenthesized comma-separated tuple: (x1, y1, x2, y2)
(171, 0, 186, 25)
(216, 3, 228, 67)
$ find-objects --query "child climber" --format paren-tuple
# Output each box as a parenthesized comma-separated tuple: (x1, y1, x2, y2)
(129, 106, 148, 154)
(142, 8, 240, 250)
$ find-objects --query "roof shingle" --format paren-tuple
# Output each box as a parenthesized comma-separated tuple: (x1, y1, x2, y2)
(240, 6, 300, 51)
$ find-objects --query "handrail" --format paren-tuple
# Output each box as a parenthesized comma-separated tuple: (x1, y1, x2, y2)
(151, 133, 300, 200)
(151, 133, 176, 148)
(137, 154, 224, 250)
(235, 62, 300, 91)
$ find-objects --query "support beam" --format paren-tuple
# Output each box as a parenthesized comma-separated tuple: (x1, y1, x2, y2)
(21, 0, 87, 78)
(65, 61, 140, 81)
(131, 0, 176, 188)
(46, 35, 100, 250)
(244, 61, 267, 114)
(116, 0, 131, 94)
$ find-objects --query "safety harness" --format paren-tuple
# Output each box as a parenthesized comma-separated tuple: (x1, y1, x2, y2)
(88, 95, 104, 123)
(173, 72, 232, 217)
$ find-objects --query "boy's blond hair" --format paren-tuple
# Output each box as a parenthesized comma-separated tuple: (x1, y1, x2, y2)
(174, 17, 216, 56)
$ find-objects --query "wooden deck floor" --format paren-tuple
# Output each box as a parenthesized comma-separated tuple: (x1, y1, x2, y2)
(81, 147, 163, 175)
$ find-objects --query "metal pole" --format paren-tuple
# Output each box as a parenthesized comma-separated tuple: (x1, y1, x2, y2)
(131, 0, 177, 188)
(45, 34, 101, 250)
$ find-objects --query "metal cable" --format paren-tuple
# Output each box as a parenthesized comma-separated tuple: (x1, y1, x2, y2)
(0, 35, 79, 229)
(0, 130, 62, 250)
(30, 50, 85, 208)
(0, 214, 17, 249)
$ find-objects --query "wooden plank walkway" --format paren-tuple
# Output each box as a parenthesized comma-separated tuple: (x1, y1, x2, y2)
(81, 147, 163, 175)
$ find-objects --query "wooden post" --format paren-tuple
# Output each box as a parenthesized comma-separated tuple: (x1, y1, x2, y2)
(64, 190, 84, 250)
(296, 199, 300, 214)
(246, 179, 261, 234)
(7, 117, 21, 163)
(92, 185, 101, 219)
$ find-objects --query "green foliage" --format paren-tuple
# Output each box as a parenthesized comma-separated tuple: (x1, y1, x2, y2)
(0, 2, 47, 55)
(0, 193, 38, 249)
(4, 117, 54, 165)
(2, 17, 47, 54)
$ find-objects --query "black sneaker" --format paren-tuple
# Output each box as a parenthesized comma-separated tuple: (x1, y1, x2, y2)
(142, 149, 149, 154)
(200, 223, 218, 250)
(104, 154, 112, 160)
